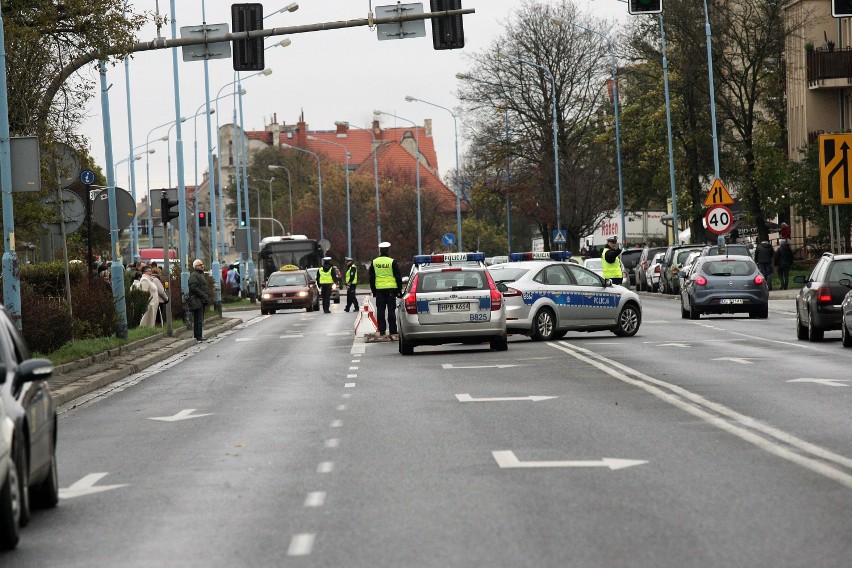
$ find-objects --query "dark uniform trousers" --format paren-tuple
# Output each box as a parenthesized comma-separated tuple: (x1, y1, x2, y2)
(374, 290, 398, 335)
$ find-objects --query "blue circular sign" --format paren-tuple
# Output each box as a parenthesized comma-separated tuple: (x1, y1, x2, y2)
(442, 233, 456, 247)
(80, 169, 96, 185)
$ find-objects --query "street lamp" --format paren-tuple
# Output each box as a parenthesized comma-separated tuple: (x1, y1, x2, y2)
(455, 72, 513, 251)
(336, 121, 382, 245)
(373, 109, 422, 254)
(264, 2, 298, 18)
(551, 18, 625, 245)
(405, 95, 463, 252)
(253, 176, 275, 241)
(498, 51, 563, 247)
(145, 117, 186, 247)
(192, 97, 231, 259)
(281, 143, 324, 242)
(308, 135, 352, 258)
(116, 145, 156, 259)
(268, 164, 294, 234)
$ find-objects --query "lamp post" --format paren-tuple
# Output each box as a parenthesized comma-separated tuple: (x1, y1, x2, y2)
(192, 98, 228, 260)
(374, 109, 422, 254)
(145, 118, 184, 247)
(498, 52, 563, 247)
(308, 136, 352, 258)
(551, 18, 626, 245)
(405, 95, 463, 252)
(267, 164, 293, 234)
(254, 176, 275, 241)
(336, 121, 381, 244)
(116, 145, 155, 259)
(264, 2, 298, 19)
(281, 143, 324, 242)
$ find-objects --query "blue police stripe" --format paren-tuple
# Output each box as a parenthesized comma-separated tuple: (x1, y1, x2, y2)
(521, 291, 618, 308)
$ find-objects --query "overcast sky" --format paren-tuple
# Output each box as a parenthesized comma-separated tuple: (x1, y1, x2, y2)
(80, 0, 627, 199)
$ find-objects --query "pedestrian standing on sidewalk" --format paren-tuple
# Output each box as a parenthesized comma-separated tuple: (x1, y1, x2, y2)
(755, 240, 775, 290)
(343, 257, 359, 313)
(369, 242, 403, 340)
(139, 266, 159, 328)
(774, 239, 794, 290)
(188, 259, 210, 341)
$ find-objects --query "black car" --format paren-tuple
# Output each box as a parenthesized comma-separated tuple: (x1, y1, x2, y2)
(634, 246, 666, 291)
(841, 285, 852, 347)
(0, 307, 58, 532)
(619, 248, 643, 288)
(659, 244, 705, 294)
(794, 252, 852, 341)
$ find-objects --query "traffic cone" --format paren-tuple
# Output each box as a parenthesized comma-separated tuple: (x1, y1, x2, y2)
(354, 300, 378, 338)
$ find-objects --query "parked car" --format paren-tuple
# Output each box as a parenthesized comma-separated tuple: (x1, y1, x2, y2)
(620, 248, 644, 288)
(794, 253, 852, 341)
(679, 255, 769, 319)
(678, 250, 704, 281)
(700, 243, 751, 257)
(634, 246, 667, 291)
(660, 244, 704, 294)
(644, 251, 665, 292)
(841, 285, 852, 347)
(260, 267, 320, 314)
(1, 384, 20, 550)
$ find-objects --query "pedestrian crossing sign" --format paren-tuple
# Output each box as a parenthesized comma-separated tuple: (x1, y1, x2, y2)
(553, 230, 567, 244)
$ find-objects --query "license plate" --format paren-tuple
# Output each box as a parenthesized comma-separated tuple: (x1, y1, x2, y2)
(438, 302, 470, 312)
(720, 298, 744, 304)
(278, 299, 293, 304)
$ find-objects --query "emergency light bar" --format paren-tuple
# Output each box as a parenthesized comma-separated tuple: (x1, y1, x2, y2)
(509, 251, 573, 262)
(413, 252, 486, 265)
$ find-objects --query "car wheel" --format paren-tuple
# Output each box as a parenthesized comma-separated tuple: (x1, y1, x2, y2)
(689, 300, 701, 320)
(680, 297, 689, 319)
(796, 310, 808, 340)
(32, 447, 58, 509)
(552, 331, 567, 340)
(613, 303, 641, 337)
(14, 447, 29, 527)
(842, 315, 852, 348)
(260, 308, 268, 315)
(306, 302, 314, 312)
(0, 458, 21, 550)
(531, 308, 557, 341)
(749, 306, 769, 319)
(490, 335, 509, 352)
(808, 311, 824, 342)
(398, 333, 414, 355)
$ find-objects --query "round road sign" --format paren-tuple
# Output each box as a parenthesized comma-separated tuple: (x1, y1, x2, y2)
(705, 205, 733, 235)
(80, 169, 96, 185)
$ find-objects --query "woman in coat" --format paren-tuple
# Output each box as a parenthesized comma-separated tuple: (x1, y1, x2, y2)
(139, 266, 160, 327)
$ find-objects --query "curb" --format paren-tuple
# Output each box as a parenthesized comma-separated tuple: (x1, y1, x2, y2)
(52, 317, 242, 407)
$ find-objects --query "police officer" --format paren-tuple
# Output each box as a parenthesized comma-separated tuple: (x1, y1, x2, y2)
(343, 257, 359, 312)
(317, 256, 340, 314)
(369, 241, 402, 339)
(601, 235, 624, 285)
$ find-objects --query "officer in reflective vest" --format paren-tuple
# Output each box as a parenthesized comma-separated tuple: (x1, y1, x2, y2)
(343, 257, 359, 313)
(317, 256, 340, 314)
(601, 235, 624, 285)
(369, 242, 403, 338)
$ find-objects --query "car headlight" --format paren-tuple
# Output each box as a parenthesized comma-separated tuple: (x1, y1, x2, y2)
(261, 293, 272, 299)
(297, 291, 308, 297)
(332, 284, 338, 290)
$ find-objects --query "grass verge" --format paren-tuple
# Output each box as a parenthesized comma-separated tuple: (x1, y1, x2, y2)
(38, 326, 164, 366)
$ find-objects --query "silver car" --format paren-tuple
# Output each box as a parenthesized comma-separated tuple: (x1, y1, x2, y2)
(679, 255, 769, 319)
(397, 265, 507, 355)
(488, 259, 642, 340)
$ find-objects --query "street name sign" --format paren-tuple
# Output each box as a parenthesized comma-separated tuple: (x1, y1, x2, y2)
(818, 133, 852, 205)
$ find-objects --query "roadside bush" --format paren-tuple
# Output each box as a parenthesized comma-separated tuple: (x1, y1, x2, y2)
(20, 284, 73, 354)
(71, 277, 117, 339)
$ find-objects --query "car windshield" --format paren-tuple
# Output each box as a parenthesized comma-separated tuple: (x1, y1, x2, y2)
(584, 259, 602, 270)
(487, 266, 530, 283)
(702, 260, 755, 277)
(267, 274, 306, 287)
(418, 271, 487, 292)
(676, 249, 697, 264)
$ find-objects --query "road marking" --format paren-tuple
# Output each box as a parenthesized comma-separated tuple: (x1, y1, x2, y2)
(347, 374, 357, 378)
(713, 357, 755, 365)
(60, 473, 128, 499)
(344, 383, 355, 388)
(293, 323, 309, 327)
(352, 359, 361, 363)
(342, 394, 352, 399)
(642, 339, 746, 344)
(642, 320, 670, 324)
(280, 334, 304, 339)
(656, 343, 690, 348)
(455, 393, 557, 403)
(349, 366, 359, 370)
(328, 332, 350, 336)
(337, 405, 346, 411)
(442, 363, 519, 369)
(317, 462, 334, 473)
(492, 451, 646, 471)
(325, 438, 339, 448)
(788, 378, 849, 387)
(551, 341, 852, 488)
(517, 357, 555, 361)
(149, 409, 213, 422)
(331, 420, 343, 428)
(304, 492, 326, 508)
(288, 534, 315, 556)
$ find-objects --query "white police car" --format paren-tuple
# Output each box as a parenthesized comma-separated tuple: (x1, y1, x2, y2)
(487, 251, 642, 340)
(397, 253, 507, 355)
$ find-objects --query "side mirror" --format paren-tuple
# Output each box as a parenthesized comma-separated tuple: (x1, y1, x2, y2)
(17, 358, 53, 383)
(793, 275, 806, 284)
(679, 272, 687, 279)
(402, 276, 409, 284)
(496, 282, 508, 293)
(604, 278, 613, 287)
(840, 278, 851, 288)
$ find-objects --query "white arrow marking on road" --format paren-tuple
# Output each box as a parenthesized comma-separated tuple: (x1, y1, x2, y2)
(492, 450, 647, 471)
(787, 378, 849, 387)
(148, 409, 213, 422)
(280, 334, 304, 339)
(713, 357, 755, 365)
(59, 473, 128, 499)
(455, 394, 557, 402)
(442, 363, 519, 370)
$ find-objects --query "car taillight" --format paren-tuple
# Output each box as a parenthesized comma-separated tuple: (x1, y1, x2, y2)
(502, 287, 522, 297)
(486, 272, 502, 311)
(817, 286, 832, 303)
(653, 265, 660, 274)
(404, 275, 419, 314)
(754, 274, 765, 285)
(695, 275, 707, 286)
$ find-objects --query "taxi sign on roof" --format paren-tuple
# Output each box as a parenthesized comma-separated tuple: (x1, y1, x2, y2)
(703, 178, 735, 206)
(279, 264, 300, 271)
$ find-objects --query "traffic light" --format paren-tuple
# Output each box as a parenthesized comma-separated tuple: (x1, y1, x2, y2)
(430, 0, 465, 50)
(628, 0, 663, 15)
(232, 3, 264, 71)
(239, 212, 247, 227)
(198, 211, 210, 227)
(161, 195, 179, 225)
(832, 0, 852, 17)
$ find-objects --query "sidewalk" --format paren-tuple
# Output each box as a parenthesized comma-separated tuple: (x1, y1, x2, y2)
(50, 315, 242, 407)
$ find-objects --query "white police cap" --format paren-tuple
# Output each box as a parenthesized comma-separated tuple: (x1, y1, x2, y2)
(379, 241, 391, 248)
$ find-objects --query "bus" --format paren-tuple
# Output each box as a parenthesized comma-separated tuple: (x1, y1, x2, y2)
(258, 235, 323, 284)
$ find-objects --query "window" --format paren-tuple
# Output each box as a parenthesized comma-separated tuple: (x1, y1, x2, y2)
(543, 265, 569, 285)
(827, 260, 852, 283)
(567, 264, 604, 287)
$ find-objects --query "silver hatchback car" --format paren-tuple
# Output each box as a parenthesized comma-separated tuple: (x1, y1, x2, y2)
(397, 264, 507, 355)
(679, 255, 769, 319)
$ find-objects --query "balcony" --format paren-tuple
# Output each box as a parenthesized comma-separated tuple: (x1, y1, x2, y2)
(807, 47, 852, 89)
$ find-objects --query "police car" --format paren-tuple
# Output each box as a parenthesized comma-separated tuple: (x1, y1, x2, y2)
(397, 253, 507, 355)
(486, 251, 642, 340)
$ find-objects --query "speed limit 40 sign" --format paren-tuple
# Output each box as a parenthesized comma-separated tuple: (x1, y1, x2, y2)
(704, 205, 733, 235)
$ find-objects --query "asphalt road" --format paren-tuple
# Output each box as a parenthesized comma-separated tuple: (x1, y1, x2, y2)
(4, 296, 851, 567)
